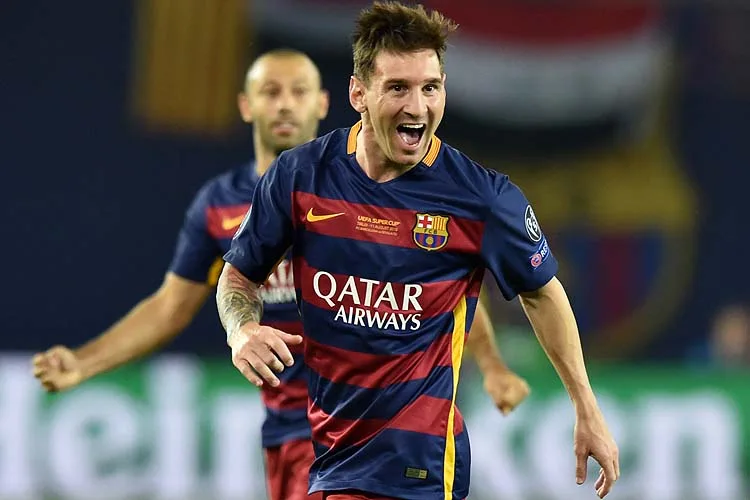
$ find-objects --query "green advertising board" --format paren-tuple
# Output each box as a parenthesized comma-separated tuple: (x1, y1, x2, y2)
(0, 354, 747, 500)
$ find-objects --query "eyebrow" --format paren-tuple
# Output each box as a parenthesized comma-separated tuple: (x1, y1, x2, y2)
(257, 79, 315, 89)
(384, 78, 442, 86)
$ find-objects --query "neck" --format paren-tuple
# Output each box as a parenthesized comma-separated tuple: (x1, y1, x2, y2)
(355, 119, 417, 183)
(253, 135, 276, 177)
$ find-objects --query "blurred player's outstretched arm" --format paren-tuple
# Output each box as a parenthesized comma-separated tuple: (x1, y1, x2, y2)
(32, 273, 211, 392)
(32, 176, 229, 393)
(519, 277, 619, 498)
(466, 301, 530, 415)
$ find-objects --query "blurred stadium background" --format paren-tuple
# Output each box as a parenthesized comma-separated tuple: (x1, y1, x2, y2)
(2, 1, 750, 499)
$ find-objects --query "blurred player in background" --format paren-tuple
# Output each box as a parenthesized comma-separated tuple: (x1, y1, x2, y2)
(31, 48, 529, 500)
(217, 3, 618, 500)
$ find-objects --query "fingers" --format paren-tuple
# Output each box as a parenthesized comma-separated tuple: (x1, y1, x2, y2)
(39, 376, 59, 393)
(278, 332, 303, 346)
(614, 451, 620, 480)
(596, 458, 617, 498)
(487, 375, 530, 417)
(509, 383, 530, 406)
(234, 358, 263, 387)
(31, 353, 46, 368)
(32, 353, 58, 391)
(246, 352, 281, 387)
(575, 453, 588, 485)
(595, 468, 605, 490)
(32, 353, 51, 375)
(231, 326, 302, 388)
(48, 352, 62, 370)
(266, 334, 296, 367)
(257, 346, 286, 373)
(32, 361, 47, 378)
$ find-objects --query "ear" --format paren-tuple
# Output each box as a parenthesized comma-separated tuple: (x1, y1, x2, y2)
(348, 76, 367, 114)
(237, 92, 252, 123)
(318, 89, 330, 120)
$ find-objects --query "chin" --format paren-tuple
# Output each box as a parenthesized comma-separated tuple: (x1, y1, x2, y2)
(272, 141, 297, 154)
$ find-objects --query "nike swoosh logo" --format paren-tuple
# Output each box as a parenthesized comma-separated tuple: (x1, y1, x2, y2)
(221, 215, 246, 230)
(306, 208, 345, 223)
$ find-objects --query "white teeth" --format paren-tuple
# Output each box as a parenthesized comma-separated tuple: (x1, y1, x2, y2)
(400, 124, 424, 129)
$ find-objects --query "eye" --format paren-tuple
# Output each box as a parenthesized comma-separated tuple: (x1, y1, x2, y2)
(390, 84, 405, 93)
(424, 84, 438, 93)
(293, 87, 310, 97)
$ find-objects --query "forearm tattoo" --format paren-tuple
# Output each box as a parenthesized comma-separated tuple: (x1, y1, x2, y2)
(217, 264, 263, 339)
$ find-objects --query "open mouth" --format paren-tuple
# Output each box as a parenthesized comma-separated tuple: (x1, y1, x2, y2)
(396, 123, 426, 148)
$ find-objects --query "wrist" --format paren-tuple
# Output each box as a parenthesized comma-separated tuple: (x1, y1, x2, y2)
(226, 321, 259, 347)
(71, 349, 95, 380)
(478, 359, 512, 379)
(572, 393, 600, 419)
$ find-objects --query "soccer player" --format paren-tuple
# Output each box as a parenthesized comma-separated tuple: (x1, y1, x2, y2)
(217, 3, 619, 500)
(31, 48, 529, 500)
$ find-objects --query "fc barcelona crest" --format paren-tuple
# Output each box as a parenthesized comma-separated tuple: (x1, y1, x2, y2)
(413, 213, 450, 251)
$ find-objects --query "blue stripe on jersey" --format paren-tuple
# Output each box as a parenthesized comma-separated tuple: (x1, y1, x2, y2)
(309, 427, 470, 500)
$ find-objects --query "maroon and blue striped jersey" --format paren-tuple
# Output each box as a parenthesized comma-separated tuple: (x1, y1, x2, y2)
(169, 162, 309, 449)
(225, 122, 558, 499)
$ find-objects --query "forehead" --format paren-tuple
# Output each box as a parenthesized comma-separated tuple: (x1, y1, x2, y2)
(371, 49, 441, 83)
(247, 56, 320, 89)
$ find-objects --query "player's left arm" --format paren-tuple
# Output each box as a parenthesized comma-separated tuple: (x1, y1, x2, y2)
(481, 173, 618, 498)
(518, 277, 618, 496)
(466, 300, 530, 415)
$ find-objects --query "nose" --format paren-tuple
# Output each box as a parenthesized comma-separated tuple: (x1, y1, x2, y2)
(402, 89, 427, 118)
(277, 88, 295, 113)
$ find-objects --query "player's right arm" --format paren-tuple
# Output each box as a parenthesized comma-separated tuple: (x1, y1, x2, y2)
(32, 274, 210, 392)
(32, 180, 220, 392)
(217, 155, 301, 388)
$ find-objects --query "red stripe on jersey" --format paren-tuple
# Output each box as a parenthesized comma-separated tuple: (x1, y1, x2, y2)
(206, 204, 250, 239)
(309, 395, 463, 449)
(305, 331, 453, 389)
(292, 192, 484, 254)
(261, 378, 308, 411)
(388, 395, 464, 437)
(296, 257, 478, 320)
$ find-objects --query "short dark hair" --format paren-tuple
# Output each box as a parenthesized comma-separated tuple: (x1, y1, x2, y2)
(243, 48, 321, 91)
(351, 2, 458, 83)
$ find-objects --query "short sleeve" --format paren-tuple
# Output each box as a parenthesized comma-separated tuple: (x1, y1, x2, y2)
(223, 155, 294, 283)
(480, 174, 558, 300)
(168, 182, 222, 284)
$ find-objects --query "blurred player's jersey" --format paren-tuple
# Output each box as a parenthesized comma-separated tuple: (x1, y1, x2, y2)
(169, 162, 308, 449)
(225, 123, 558, 500)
